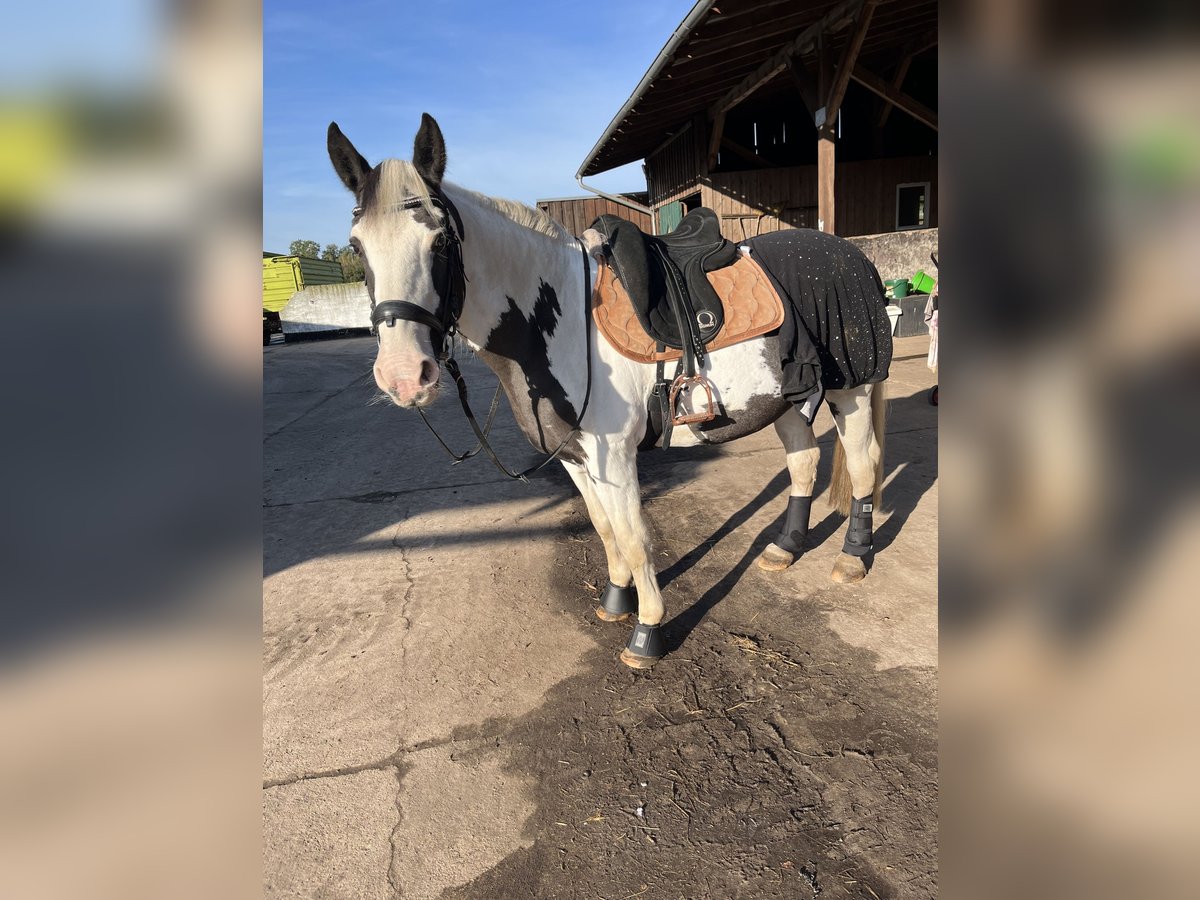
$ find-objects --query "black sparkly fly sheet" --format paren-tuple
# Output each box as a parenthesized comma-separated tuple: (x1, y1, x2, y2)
(747, 228, 893, 408)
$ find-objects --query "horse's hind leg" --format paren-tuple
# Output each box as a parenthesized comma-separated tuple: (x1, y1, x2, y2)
(757, 407, 818, 571)
(827, 383, 884, 584)
(562, 462, 635, 621)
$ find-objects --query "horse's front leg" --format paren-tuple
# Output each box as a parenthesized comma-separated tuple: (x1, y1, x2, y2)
(585, 449, 667, 669)
(561, 461, 637, 622)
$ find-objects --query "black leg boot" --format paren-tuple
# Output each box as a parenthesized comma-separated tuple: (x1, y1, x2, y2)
(776, 495, 813, 556)
(842, 496, 874, 557)
(596, 581, 637, 622)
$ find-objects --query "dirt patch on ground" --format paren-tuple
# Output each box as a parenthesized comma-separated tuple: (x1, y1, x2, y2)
(443, 515, 937, 900)
(264, 335, 938, 898)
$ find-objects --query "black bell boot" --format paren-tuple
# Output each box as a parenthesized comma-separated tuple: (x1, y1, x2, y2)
(596, 581, 638, 622)
(619, 622, 665, 669)
(842, 495, 875, 557)
(775, 495, 812, 556)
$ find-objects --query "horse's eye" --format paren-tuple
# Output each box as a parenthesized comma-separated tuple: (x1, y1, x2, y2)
(351, 206, 364, 218)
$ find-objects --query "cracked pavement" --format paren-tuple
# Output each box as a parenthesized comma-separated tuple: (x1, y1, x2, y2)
(264, 334, 938, 898)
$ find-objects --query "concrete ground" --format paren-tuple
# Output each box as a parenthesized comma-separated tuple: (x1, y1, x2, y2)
(264, 333, 938, 899)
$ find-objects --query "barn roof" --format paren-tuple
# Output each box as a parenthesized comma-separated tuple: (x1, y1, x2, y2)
(578, 0, 937, 177)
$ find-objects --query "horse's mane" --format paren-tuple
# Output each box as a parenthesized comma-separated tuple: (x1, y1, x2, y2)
(378, 159, 568, 240)
(465, 189, 569, 240)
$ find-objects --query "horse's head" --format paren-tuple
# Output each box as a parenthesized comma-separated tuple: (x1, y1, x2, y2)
(328, 114, 461, 408)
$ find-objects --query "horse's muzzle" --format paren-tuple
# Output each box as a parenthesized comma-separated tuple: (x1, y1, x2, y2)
(389, 383, 439, 409)
(375, 357, 440, 408)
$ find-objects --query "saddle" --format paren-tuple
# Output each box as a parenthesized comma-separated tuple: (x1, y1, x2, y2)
(591, 208, 737, 356)
(589, 208, 785, 448)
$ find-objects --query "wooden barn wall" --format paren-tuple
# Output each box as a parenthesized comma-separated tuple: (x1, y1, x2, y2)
(701, 155, 937, 241)
(646, 124, 705, 207)
(836, 156, 938, 237)
(536, 197, 651, 235)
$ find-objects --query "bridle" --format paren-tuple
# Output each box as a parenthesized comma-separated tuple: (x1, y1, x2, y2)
(367, 188, 593, 482)
(368, 191, 466, 360)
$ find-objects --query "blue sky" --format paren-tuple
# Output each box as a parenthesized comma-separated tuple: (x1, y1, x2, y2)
(264, 0, 697, 252)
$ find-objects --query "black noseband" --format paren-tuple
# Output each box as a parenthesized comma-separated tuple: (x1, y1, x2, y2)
(371, 300, 448, 351)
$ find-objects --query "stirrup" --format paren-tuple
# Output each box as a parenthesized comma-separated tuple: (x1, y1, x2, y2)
(668, 374, 717, 426)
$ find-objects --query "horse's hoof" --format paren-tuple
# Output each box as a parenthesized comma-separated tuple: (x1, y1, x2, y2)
(620, 648, 659, 669)
(595, 581, 637, 623)
(756, 542, 796, 571)
(831, 553, 867, 584)
(620, 623, 664, 669)
(596, 608, 632, 623)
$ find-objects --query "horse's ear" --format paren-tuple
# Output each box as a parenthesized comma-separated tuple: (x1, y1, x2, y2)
(328, 122, 371, 194)
(413, 113, 447, 187)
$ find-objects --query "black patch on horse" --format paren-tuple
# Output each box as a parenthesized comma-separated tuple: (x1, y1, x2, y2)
(478, 280, 583, 462)
(356, 164, 383, 214)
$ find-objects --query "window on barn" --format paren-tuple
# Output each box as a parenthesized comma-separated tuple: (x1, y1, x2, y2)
(896, 182, 930, 231)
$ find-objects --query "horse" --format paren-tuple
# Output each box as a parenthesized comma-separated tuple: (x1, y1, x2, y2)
(327, 114, 889, 669)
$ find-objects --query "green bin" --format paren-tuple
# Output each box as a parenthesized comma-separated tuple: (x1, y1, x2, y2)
(911, 270, 936, 294)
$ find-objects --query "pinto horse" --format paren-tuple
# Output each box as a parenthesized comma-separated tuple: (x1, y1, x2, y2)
(328, 114, 888, 668)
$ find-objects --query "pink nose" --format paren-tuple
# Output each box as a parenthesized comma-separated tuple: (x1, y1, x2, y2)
(375, 357, 439, 405)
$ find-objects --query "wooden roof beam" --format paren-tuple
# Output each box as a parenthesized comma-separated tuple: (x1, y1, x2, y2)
(906, 29, 939, 57)
(719, 136, 772, 169)
(875, 31, 935, 127)
(787, 56, 819, 119)
(707, 109, 726, 170)
(704, 0, 808, 23)
(825, 0, 878, 126)
(710, 0, 867, 119)
(851, 63, 938, 131)
(876, 54, 913, 127)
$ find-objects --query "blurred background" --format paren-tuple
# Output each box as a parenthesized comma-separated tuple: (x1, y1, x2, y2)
(941, 0, 1199, 897)
(0, 1, 261, 897)
(0, 0, 1197, 897)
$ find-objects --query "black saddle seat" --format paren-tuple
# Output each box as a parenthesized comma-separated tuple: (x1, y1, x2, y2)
(590, 208, 738, 355)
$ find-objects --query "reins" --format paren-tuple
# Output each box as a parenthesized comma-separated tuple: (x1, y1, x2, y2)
(371, 191, 593, 483)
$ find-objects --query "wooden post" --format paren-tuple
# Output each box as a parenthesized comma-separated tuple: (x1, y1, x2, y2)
(818, 125, 835, 234)
(816, 30, 835, 234)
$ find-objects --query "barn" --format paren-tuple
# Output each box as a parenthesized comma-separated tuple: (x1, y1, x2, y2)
(536, 192, 653, 234)
(577, 0, 937, 274)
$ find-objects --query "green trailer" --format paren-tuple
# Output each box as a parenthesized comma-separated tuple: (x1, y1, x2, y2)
(263, 255, 345, 344)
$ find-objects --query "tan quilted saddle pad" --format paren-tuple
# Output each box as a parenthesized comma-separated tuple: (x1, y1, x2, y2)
(593, 252, 785, 364)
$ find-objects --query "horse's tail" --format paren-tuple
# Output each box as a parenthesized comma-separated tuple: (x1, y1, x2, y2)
(829, 381, 888, 516)
(870, 381, 888, 510)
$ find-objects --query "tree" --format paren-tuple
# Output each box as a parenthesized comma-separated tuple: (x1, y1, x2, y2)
(321, 243, 340, 262)
(288, 239, 320, 259)
(337, 244, 365, 282)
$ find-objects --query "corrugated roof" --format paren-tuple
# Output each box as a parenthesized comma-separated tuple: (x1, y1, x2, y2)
(579, 0, 937, 177)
